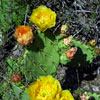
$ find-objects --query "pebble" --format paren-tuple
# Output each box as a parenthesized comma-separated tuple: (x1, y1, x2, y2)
(91, 85, 100, 92)
(78, 74, 100, 94)
(10, 44, 24, 59)
(55, 65, 67, 83)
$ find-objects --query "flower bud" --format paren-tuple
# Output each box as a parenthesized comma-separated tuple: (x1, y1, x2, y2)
(65, 47, 77, 59)
(94, 48, 100, 54)
(60, 24, 68, 34)
(11, 73, 21, 83)
(64, 35, 73, 46)
(80, 92, 90, 100)
(88, 40, 96, 47)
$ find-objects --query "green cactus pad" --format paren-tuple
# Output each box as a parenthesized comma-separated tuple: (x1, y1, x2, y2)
(88, 92, 100, 100)
(60, 52, 71, 65)
(21, 31, 59, 81)
(57, 36, 98, 65)
(72, 39, 97, 63)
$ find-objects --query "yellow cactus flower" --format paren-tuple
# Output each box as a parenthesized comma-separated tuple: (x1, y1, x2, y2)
(14, 25, 34, 45)
(30, 5, 56, 32)
(60, 90, 74, 100)
(27, 76, 62, 100)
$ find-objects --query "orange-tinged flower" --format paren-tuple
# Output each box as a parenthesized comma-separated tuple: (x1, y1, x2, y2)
(65, 47, 77, 59)
(30, 5, 56, 32)
(88, 40, 96, 47)
(64, 35, 73, 46)
(14, 25, 34, 45)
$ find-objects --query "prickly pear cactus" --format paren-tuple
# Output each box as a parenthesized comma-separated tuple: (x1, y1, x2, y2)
(58, 37, 98, 65)
(5, 30, 59, 99)
(58, 39, 71, 64)
(22, 30, 59, 81)
(7, 30, 59, 82)
(72, 39, 97, 63)
(88, 92, 100, 100)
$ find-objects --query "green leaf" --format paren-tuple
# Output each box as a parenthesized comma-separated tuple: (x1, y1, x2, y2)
(12, 84, 22, 98)
(22, 31, 59, 81)
(0, 0, 27, 32)
(21, 91, 30, 100)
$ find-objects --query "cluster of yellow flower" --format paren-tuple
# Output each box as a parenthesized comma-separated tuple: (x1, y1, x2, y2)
(27, 76, 74, 100)
(14, 5, 56, 45)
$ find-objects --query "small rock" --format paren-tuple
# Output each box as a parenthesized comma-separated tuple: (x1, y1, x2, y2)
(90, 85, 100, 92)
(10, 44, 24, 59)
(82, 84, 91, 91)
(55, 65, 67, 84)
